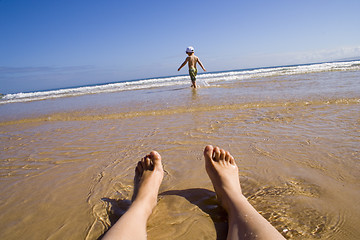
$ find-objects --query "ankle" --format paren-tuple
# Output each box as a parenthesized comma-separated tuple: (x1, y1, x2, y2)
(132, 195, 157, 216)
(224, 194, 248, 215)
(130, 204, 152, 221)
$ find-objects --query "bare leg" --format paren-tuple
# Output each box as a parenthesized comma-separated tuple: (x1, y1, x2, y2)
(102, 151, 164, 240)
(192, 80, 197, 88)
(204, 145, 285, 240)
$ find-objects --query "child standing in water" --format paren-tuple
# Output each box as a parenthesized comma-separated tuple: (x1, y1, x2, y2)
(178, 46, 206, 88)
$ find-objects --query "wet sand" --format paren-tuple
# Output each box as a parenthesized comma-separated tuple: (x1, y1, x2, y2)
(1, 70, 360, 239)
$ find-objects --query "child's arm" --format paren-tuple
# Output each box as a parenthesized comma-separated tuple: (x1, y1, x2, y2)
(178, 58, 189, 71)
(197, 58, 206, 72)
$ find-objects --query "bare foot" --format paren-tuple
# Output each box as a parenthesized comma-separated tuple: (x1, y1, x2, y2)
(132, 151, 164, 217)
(204, 145, 285, 240)
(204, 145, 242, 213)
(102, 151, 164, 240)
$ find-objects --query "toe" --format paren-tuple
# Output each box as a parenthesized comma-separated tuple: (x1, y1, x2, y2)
(213, 147, 221, 161)
(229, 155, 235, 165)
(144, 155, 151, 169)
(219, 149, 226, 161)
(150, 151, 162, 169)
(224, 151, 235, 166)
(140, 157, 146, 168)
(204, 145, 214, 160)
(136, 161, 143, 175)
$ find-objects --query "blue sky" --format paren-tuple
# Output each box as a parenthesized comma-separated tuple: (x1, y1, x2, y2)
(1, 0, 359, 94)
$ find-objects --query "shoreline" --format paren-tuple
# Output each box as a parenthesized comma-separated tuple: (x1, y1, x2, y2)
(1, 60, 359, 105)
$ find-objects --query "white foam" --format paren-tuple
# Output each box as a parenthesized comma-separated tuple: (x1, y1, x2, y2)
(1, 60, 359, 104)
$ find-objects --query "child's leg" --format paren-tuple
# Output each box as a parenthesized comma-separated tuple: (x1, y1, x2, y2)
(192, 80, 197, 88)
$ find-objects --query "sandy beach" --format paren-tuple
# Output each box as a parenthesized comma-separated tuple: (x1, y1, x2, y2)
(1, 68, 360, 239)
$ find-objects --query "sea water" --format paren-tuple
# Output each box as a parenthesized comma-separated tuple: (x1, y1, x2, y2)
(0, 60, 360, 239)
(1, 60, 359, 105)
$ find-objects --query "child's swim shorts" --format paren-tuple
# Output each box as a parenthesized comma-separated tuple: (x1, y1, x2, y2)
(189, 68, 197, 81)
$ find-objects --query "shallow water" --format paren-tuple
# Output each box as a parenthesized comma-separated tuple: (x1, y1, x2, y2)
(0, 69, 359, 239)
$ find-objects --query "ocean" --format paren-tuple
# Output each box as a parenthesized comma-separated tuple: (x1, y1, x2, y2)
(0, 60, 359, 239)
(1, 60, 359, 105)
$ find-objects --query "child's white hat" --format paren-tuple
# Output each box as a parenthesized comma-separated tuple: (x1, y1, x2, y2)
(186, 46, 194, 53)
